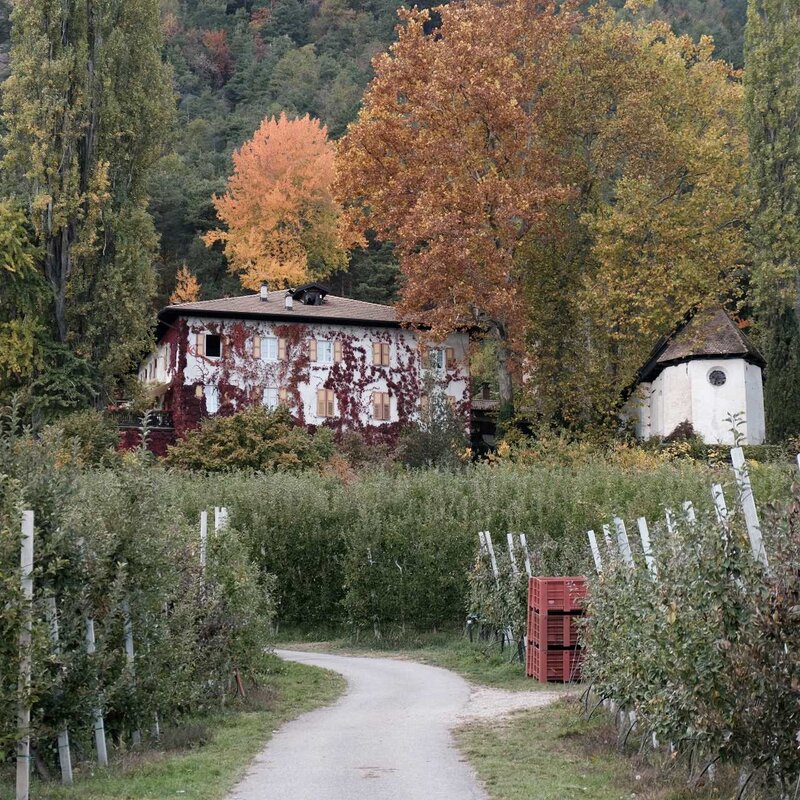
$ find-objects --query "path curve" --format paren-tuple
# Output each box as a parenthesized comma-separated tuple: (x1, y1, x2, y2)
(227, 649, 488, 800)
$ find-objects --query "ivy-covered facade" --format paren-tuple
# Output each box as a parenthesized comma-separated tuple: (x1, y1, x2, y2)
(138, 284, 470, 441)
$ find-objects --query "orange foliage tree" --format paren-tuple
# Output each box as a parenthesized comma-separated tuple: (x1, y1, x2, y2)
(170, 263, 201, 304)
(336, 1, 579, 414)
(206, 113, 356, 292)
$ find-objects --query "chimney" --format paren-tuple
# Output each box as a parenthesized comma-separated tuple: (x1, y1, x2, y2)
(285, 292, 293, 311)
(259, 283, 269, 302)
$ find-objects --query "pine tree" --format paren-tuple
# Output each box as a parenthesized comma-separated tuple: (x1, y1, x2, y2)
(745, 0, 800, 440)
(1, 0, 174, 400)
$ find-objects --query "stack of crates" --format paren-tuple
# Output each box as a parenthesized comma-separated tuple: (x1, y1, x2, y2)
(526, 576, 587, 682)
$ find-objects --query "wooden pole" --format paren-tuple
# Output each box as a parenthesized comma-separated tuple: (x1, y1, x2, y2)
(518, 533, 532, 577)
(637, 517, 657, 579)
(730, 447, 768, 568)
(16, 510, 34, 800)
(587, 530, 603, 573)
(613, 517, 634, 566)
(45, 596, 73, 785)
(85, 618, 108, 767)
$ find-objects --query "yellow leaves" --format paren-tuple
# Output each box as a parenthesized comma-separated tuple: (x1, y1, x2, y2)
(170, 264, 201, 304)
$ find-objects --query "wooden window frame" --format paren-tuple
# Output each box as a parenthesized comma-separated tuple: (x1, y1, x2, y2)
(372, 391, 391, 421)
(372, 341, 390, 367)
(316, 388, 335, 418)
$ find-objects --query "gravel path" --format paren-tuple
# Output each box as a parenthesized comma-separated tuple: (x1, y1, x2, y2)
(227, 649, 489, 800)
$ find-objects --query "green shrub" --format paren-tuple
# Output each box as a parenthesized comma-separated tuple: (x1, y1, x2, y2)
(165, 405, 335, 471)
(45, 408, 121, 466)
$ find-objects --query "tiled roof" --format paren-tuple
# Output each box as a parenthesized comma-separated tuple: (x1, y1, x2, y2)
(639, 306, 765, 382)
(160, 292, 398, 327)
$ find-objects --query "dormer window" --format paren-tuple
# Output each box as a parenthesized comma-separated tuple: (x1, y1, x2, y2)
(292, 283, 329, 306)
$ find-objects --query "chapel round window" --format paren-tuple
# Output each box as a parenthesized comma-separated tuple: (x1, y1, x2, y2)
(708, 369, 727, 387)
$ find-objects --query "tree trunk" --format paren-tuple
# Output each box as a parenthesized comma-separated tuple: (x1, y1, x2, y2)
(495, 329, 514, 426)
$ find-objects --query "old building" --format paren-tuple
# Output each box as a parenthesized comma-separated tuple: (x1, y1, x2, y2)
(625, 307, 766, 444)
(137, 283, 470, 440)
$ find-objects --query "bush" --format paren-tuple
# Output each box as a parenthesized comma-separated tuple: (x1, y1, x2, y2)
(582, 486, 800, 795)
(45, 408, 121, 466)
(165, 405, 335, 471)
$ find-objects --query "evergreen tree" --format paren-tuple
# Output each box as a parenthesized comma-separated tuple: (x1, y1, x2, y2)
(1, 0, 174, 400)
(745, 0, 800, 440)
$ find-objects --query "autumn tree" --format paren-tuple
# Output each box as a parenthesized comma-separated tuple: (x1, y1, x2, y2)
(205, 113, 355, 292)
(170, 264, 202, 304)
(337, 1, 578, 416)
(745, 0, 800, 440)
(523, 6, 748, 425)
(338, 0, 748, 425)
(1, 0, 174, 400)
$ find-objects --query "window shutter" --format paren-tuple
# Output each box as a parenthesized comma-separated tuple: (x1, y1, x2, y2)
(383, 393, 391, 420)
(373, 392, 381, 419)
(372, 342, 381, 365)
(327, 390, 335, 417)
(316, 389, 326, 417)
(309, 339, 318, 362)
(445, 347, 455, 369)
(220, 335, 227, 357)
(279, 387, 288, 404)
(334, 340, 342, 363)
(278, 338, 287, 361)
(196, 332, 205, 356)
(253, 335, 261, 359)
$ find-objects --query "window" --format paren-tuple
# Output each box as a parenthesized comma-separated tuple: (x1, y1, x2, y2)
(372, 341, 390, 366)
(316, 388, 336, 418)
(205, 334, 222, 359)
(263, 387, 279, 409)
(318, 341, 334, 364)
(372, 391, 391, 421)
(204, 385, 219, 414)
(260, 336, 278, 361)
(427, 348, 445, 371)
(708, 369, 727, 387)
(278, 337, 287, 361)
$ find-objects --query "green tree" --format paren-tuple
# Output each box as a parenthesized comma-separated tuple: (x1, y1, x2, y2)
(1, 0, 174, 400)
(745, 0, 800, 440)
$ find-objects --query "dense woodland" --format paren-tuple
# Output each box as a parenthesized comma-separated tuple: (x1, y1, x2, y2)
(2, 0, 798, 441)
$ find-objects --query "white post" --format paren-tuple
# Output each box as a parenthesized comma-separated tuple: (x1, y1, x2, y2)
(665, 508, 676, 535)
(84, 618, 108, 766)
(200, 511, 208, 571)
(45, 596, 73, 785)
(601, 524, 613, 550)
(16, 511, 34, 800)
(613, 517, 634, 566)
(711, 483, 729, 529)
(731, 447, 768, 568)
(214, 506, 221, 532)
(518, 533, 533, 577)
(477, 530, 488, 555)
(587, 530, 603, 573)
(682, 500, 696, 524)
(123, 601, 142, 746)
(637, 517, 657, 579)
(796, 453, 800, 473)
(506, 533, 519, 577)
(484, 532, 500, 588)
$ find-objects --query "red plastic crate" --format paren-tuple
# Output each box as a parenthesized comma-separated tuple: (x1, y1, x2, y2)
(528, 609, 580, 649)
(526, 644, 583, 683)
(528, 577, 587, 613)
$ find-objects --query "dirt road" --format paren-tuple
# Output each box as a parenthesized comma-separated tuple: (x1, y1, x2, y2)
(227, 649, 488, 800)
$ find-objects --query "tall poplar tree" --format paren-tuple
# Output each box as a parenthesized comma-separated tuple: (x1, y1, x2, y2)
(1, 0, 174, 400)
(745, 0, 800, 440)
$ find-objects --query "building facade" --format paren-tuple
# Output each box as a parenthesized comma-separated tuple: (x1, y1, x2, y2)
(138, 284, 470, 440)
(624, 307, 766, 445)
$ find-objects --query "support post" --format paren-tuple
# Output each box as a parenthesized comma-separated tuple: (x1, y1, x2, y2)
(45, 596, 73, 785)
(478, 530, 488, 555)
(587, 530, 603, 573)
(682, 501, 696, 524)
(665, 508, 676, 535)
(613, 517, 634, 566)
(637, 518, 657, 579)
(506, 533, 519, 577)
(200, 511, 208, 571)
(84, 618, 108, 766)
(601, 524, 613, 550)
(518, 534, 532, 577)
(711, 483, 729, 532)
(484, 532, 500, 588)
(16, 511, 34, 800)
(123, 601, 142, 746)
(730, 447, 768, 568)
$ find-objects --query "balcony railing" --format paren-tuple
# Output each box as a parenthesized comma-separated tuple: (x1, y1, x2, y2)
(114, 410, 174, 430)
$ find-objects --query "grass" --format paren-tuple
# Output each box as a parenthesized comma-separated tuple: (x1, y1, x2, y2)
(276, 628, 554, 690)
(456, 697, 733, 800)
(5, 659, 345, 800)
